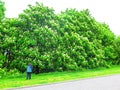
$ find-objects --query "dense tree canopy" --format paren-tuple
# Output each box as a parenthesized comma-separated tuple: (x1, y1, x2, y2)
(0, 2, 119, 74)
(0, 0, 5, 21)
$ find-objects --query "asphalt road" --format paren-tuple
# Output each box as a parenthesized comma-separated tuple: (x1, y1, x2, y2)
(10, 74, 120, 90)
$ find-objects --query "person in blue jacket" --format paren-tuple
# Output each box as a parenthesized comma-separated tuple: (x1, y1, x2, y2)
(26, 63, 33, 80)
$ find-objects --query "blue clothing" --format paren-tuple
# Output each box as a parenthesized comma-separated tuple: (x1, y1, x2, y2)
(27, 65, 32, 72)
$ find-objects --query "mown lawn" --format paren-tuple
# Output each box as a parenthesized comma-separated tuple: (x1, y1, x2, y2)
(1, 65, 120, 90)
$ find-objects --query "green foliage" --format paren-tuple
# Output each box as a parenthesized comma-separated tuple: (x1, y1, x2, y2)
(0, 2, 118, 73)
(113, 36, 120, 64)
(0, 68, 20, 79)
(0, 0, 5, 21)
(0, 68, 6, 78)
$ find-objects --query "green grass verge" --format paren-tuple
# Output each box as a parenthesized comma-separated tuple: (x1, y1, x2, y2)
(1, 65, 120, 90)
